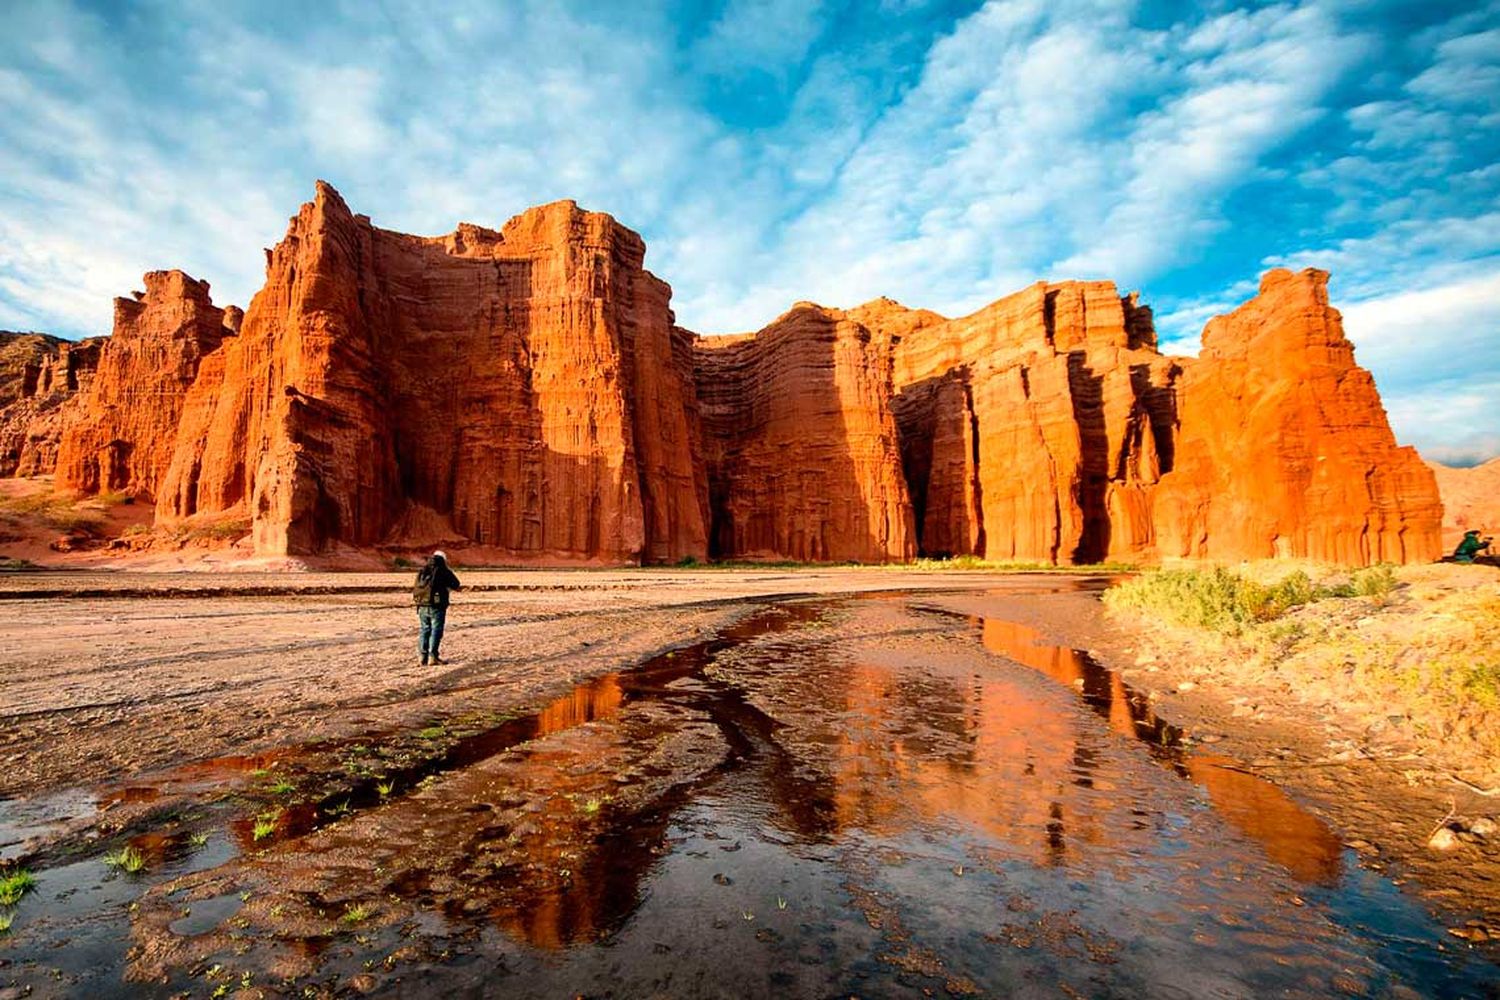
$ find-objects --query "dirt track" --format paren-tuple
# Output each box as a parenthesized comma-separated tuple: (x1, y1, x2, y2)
(0, 568, 1047, 797)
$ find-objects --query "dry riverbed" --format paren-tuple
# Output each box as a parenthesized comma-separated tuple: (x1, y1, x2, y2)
(0, 567, 1497, 997)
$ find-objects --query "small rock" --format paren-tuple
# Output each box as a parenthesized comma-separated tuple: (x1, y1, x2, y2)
(1134, 654, 1157, 666)
(1468, 817, 1497, 839)
(1198, 733, 1224, 744)
(349, 973, 379, 993)
(1428, 827, 1460, 851)
(1177, 681, 1197, 693)
(1231, 705, 1255, 718)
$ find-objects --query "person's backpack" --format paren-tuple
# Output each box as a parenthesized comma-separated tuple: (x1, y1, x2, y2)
(412, 563, 436, 606)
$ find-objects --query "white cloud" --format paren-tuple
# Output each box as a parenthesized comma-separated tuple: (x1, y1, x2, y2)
(0, 0, 1493, 465)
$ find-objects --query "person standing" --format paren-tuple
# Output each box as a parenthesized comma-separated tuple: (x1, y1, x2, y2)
(413, 550, 462, 665)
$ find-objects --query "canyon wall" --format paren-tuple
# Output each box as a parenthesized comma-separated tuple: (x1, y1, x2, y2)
(0, 184, 1442, 566)
(0, 331, 104, 478)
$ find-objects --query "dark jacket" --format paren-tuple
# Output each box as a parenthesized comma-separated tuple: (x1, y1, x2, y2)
(417, 557, 462, 607)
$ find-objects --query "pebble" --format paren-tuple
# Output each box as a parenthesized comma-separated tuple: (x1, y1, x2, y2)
(1428, 827, 1460, 851)
(1468, 817, 1497, 839)
(1176, 681, 1197, 692)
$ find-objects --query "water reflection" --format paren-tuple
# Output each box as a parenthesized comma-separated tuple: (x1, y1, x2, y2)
(976, 614, 1343, 887)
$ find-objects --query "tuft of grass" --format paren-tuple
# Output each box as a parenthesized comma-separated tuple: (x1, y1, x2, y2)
(0, 869, 36, 906)
(341, 902, 373, 924)
(376, 781, 394, 797)
(188, 832, 210, 848)
(104, 845, 146, 873)
(581, 798, 602, 815)
(0, 911, 12, 934)
(417, 725, 446, 740)
(1350, 564, 1399, 601)
(252, 815, 278, 841)
(267, 778, 296, 795)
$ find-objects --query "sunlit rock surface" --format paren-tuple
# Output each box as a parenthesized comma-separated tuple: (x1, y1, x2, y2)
(0, 186, 1441, 565)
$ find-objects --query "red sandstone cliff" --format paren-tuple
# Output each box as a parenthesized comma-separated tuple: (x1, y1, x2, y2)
(155, 183, 706, 562)
(0, 185, 1442, 566)
(1153, 269, 1440, 564)
(55, 271, 233, 499)
(694, 304, 915, 562)
(0, 332, 104, 479)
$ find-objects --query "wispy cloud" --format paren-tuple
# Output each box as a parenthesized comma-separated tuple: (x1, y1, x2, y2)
(0, 0, 1494, 461)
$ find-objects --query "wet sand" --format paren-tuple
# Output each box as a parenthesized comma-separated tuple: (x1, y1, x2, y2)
(1, 570, 1497, 997)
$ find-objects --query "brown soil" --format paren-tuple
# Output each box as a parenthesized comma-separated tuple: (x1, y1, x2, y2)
(967, 582, 1500, 946)
(2, 568, 1497, 996)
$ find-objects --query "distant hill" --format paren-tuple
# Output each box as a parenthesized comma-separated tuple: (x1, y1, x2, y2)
(1427, 457, 1500, 551)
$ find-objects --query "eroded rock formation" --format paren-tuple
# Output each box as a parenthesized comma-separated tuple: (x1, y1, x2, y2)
(1152, 269, 1440, 564)
(55, 271, 233, 498)
(0, 331, 104, 478)
(0, 184, 1443, 566)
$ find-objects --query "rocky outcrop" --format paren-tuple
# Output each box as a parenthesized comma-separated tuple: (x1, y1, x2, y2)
(0, 332, 104, 478)
(881, 281, 1177, 564)
(55, 271, 232, 498)
(1153, 269, 1440, 564)
(2, 184, 1441, 566)
(694, 305, 914, 562)
(155, 183, 706, 562)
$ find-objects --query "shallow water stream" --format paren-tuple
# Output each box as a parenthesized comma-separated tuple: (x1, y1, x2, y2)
(2, 584, 1496, 997)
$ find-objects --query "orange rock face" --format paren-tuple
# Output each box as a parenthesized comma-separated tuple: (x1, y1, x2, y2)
(156, 183, 706, 563)
(1153, 269, 1440, 564)
(2, 185, 1442, 566)
(0, 332, 104, 479)
(693, 304, 915, 562)
(55, 271, 232, 498)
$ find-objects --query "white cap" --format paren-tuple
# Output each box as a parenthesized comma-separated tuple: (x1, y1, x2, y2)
(433, 550, 447, 560)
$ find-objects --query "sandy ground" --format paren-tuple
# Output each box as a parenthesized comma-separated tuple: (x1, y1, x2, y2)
(2, 567, 1497, 994)
(0, 568, 1061, 797)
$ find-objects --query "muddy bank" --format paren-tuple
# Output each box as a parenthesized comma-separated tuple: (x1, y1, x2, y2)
(2, 573, 1498, 997)
(945, 577, 1500, 954)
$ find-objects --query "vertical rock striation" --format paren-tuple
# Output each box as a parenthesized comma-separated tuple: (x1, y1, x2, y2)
(0, 184, 1441, 566)
(1153, 269, 1441, 564)
(155, 183, 706, 562)
(693, 304, 915, 562)
(54, 271, 229, 498)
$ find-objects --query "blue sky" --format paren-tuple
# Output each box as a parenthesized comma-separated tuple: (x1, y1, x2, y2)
(1, 0, 1496, 463)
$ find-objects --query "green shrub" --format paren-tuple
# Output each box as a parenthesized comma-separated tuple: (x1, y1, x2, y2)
(1351, 564, 1399, 600)
(1106, 568, 1320, 635)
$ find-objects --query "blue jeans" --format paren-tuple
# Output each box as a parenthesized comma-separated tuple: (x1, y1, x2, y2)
(417, 604, 447, 660)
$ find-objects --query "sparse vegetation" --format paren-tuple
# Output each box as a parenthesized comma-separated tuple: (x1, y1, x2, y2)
(376, 780, 394, 797)
(252, 814, 278, 841)
(188, 831, 210, 848)
(1107, 562, 1500, 777)
(171, 516, 251, 544)
(0, 911, 13, 934)
(267, 778, 297, 795)
(0, 869, 36, 906)
(341, 902, 373, 924)
(1102, 566, 1385, 636)
(104, 845, 146, 872)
